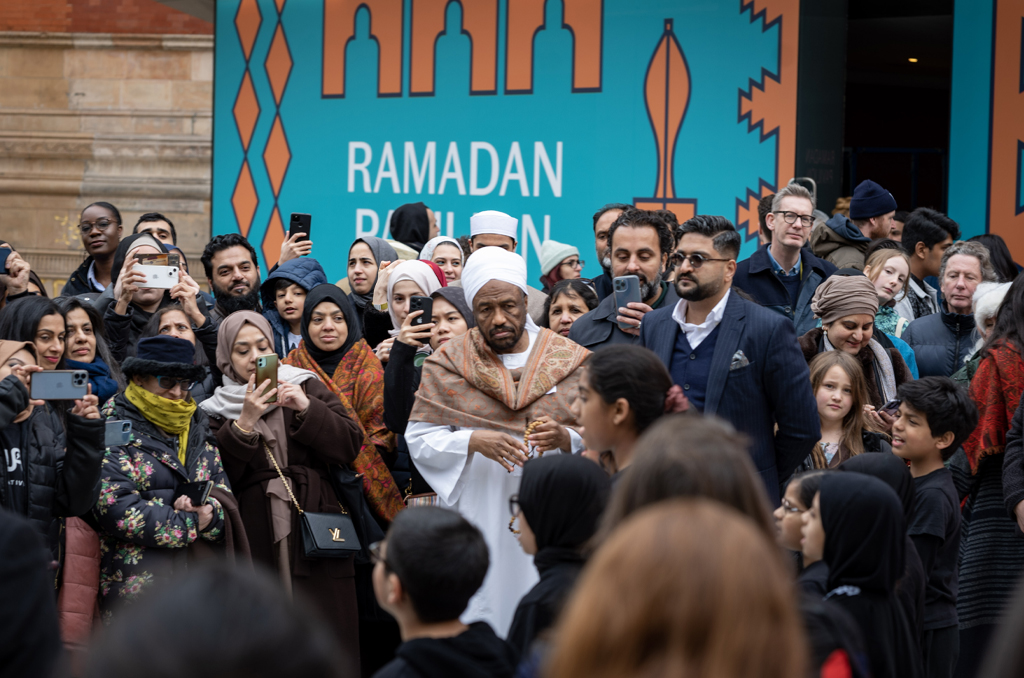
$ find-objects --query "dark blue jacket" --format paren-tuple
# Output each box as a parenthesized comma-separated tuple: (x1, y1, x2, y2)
(568, 282, 679, 350)
(259, 258, 328, 358)
(638, 291, 820, 504)
(733, 245, 837, 336)
(902, 308, 976, 378)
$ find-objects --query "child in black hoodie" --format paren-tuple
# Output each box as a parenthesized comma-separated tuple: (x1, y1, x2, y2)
(371, 507, 518, 678)
(891, 377, 979, 678)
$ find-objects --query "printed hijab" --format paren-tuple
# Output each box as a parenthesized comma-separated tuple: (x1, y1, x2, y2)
(348, 237, 398, 310)
(300, 284, 361, 376)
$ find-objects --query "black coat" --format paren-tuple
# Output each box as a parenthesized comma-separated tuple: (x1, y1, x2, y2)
(902, 308, 975, 378)
(374, 622, 518, 678)
(0, 375, 105, 569)
(506, 552, 583, 655)
(61, 256, 103, 297)
(354, 300, 394, 351)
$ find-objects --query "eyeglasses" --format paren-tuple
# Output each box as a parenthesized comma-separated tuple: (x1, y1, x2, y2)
(154, 376, 197, 391)
(773, 211, 814, 228)
(77, 219, 118, 234)
(561, 258, 585, 269)
(508, 494, 521, 518)
(668, 252, 733, 270)
(780, 498, 804, 514)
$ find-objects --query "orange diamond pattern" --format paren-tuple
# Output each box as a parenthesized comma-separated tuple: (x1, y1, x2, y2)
(232, 161, 259, 238)
(274, 0, 286, 13)
(265, 24, 293, 106)
(233, 71, 260, 151)
(263, 207, 286, 268)
(235, 0, 262, 61)
(263, 115, 291, 197)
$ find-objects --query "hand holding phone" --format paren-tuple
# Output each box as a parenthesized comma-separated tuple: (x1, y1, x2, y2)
(879, 399, 902, 417)
(255, 355, 279, 404)
(31, 370, 88, 400)
(613, 275, 643, 331)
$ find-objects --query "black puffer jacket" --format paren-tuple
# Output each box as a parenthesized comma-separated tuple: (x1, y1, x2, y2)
(902, 308, 975, 378)
(0, 375, 105, 569)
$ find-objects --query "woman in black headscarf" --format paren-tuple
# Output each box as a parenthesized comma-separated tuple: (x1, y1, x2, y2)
(839, 454, 928, 646)
(389, 202, 436, 255)
(507, 454, 612, 655)
(347, 236, 399, 349)
(807, 472, 923, 678)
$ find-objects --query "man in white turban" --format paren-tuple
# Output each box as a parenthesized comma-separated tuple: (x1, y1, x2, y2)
(406, 247, 589, 637)
(466, 210, 549, 326)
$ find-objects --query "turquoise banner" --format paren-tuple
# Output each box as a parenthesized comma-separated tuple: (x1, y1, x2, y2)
(213, 0, 802, 281)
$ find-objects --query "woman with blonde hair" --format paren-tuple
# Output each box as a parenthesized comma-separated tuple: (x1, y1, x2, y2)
(545, 499, 807, 678)
(807, 350, 889, 469)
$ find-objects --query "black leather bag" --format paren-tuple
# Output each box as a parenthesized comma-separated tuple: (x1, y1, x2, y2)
(328, 464, 385, 565)
(264, 443, 360, 558)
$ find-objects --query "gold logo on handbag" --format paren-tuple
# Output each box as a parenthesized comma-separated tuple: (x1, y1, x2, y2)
(329, 528, 345, 542)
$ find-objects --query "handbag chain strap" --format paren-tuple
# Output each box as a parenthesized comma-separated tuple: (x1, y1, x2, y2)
(263, 442, 304, 515)
(262, 441, 349, 516)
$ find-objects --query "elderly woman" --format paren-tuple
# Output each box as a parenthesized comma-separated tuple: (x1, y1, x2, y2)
(798, 274, 912, 427)
(92, 336, 231, 619)
(200, 311, 363, 674)
(541, 279, 598, 338)
(538, 240, 583, 294)
(952, 281, 1012, 388)
(419, 235, 464, 284)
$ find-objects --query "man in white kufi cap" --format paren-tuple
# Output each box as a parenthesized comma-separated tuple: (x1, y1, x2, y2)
(407, 246, 589, 637)
(464, 210, 549, 326)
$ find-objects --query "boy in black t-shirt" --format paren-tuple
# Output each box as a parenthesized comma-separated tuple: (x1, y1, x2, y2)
(891, 377, 979, 678)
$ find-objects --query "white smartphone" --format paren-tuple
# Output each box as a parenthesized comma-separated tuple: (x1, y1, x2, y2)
(136, 265, 179, 289)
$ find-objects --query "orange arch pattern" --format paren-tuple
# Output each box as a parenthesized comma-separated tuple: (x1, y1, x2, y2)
(410, 0, 498, 95)
(504, 0, 603, 94)
(322, 0, 404, 98)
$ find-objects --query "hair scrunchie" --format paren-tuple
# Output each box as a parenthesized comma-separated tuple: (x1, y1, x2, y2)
(664, 384, 690, 414)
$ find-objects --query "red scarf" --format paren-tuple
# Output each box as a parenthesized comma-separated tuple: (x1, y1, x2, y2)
(285, 338, 403, 521)
(965, 342, 1024, 474)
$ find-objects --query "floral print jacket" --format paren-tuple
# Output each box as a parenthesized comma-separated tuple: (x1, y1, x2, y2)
(92, 392, 232, 619)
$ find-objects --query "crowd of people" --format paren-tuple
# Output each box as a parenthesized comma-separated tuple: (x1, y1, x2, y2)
(2, 187, 1024, 678)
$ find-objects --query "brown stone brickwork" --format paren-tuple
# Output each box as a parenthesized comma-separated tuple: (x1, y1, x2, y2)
(0, 0, 212, 35)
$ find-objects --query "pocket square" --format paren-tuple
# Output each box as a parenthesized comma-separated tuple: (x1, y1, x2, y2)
(729, 350, 750, 370)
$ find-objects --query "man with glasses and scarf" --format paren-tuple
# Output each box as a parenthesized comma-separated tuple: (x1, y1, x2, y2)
(733, 183, 837, 335)
(639, 215, 819, 505)
(568, 208, 678, 349)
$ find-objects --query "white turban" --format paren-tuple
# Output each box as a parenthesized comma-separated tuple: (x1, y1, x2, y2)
(470, 210, 518, 240)
(461, 247, 539, 332)
(419, 236, 462, 262)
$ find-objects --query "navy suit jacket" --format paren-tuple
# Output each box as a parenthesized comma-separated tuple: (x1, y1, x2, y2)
(638, 290, 820, 504)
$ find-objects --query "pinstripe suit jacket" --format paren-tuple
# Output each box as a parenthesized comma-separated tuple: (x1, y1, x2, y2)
(639, 290, 820, 504)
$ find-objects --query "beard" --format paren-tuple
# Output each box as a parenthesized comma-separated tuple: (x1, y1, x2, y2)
(212, 281, 261, 314)
(484, 318, 527, 353)
(638, 270, 663, 301)
(601, 248, 612, 273)
(674, 272, 723, 302)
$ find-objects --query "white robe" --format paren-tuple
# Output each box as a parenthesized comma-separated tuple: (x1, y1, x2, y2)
(405, 327, 583, 637)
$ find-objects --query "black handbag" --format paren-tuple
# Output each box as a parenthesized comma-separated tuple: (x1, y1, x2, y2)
(328, 464, 385, 565)
(264, 443, 360, 558)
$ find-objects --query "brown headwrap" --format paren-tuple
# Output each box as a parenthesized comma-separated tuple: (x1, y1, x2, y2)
(811, 275, 880, 326)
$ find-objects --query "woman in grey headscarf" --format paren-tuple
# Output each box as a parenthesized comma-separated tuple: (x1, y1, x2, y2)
(797, 274, 912, 428)
(346, 236, 398, 349)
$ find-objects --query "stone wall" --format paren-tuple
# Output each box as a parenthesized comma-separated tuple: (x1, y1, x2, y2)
(0, 30, 212, 295)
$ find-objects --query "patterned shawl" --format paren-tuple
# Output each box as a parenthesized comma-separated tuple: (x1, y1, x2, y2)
(965, 342, 1024, 474)
(285, 338, 403, 521)
(410, 327, 589, 437)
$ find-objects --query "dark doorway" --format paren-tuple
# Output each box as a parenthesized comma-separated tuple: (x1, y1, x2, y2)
(841, 0, 954, 215)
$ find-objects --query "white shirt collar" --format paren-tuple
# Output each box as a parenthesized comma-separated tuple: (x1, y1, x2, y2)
(86, 260, 106, 291)
(670, 289, 731, 350)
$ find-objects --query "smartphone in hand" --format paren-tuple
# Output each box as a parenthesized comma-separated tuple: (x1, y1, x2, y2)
(409, 296, 433, 327)
(30, 370, 88, 400)
(613, 275, 642, 331)
(255, 355, 279, 403)
(289, 213, 311, 243)
(879, 399, 902, 417)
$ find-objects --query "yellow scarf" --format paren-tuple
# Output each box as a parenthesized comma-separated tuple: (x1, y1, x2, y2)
(125, 382, 197, 465)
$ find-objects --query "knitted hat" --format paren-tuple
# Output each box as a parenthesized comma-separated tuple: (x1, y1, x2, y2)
(539, 240, 579, 277)
(811, 275, 880, 325)
(122, 336, 205, 382)
(849, 180, 898, 220)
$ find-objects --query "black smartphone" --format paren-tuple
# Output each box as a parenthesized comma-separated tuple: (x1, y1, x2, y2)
(289, 213, 311, 242)
(409, 296, 433, 327)
(104, 420, 132, 447)
(174, 480, 213, 506)
(255, 354, 278, 403)
(612, 275, 642, 331)
(0, 247, 12, 275)
(879, 399, 902, 417)
(30, 370, 88, 400)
